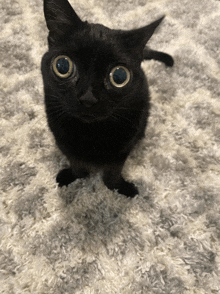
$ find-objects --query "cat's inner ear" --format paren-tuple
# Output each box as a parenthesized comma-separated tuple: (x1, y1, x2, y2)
(119, 16, 165, 58)
(43, 0, 86, 45)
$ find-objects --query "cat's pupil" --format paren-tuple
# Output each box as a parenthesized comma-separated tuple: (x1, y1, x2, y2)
(110, 66, 130, 87)
(52, 55, 75, 78)
(56, 58, 70, 74)
(113, 68, 127, 84)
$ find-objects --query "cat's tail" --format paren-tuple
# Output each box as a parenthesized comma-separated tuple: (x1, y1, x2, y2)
(143, 47, 174, 67)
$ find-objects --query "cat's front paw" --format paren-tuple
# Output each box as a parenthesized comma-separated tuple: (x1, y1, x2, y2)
(56, 168, 76, 187)
(104, 176, 138, 198)
(117, 180, 138, 198)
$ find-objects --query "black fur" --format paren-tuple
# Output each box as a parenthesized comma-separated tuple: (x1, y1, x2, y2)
(41, 0, 174, 197)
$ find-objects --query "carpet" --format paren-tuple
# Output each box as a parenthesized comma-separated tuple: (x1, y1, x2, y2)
(1, 0, 220, 293)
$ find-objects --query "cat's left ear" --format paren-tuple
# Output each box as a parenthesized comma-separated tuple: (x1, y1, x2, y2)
(119, 16, 165, 58)
(43, 0, 87, 45)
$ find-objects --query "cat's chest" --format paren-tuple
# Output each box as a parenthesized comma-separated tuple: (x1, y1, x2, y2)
(65, 119, 131, 147)
(51, 117, 138, 163)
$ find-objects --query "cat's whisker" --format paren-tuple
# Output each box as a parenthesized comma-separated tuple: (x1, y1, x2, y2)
(110, 113, 132, 124)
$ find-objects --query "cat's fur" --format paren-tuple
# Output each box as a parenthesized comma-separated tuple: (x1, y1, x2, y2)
(41, 0, 174, 197)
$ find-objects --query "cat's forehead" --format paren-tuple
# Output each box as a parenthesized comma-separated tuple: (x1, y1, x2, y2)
(67, 24, 131, 67)
(89, 23, 112, 39)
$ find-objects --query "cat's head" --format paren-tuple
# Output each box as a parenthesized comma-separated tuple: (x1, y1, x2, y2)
(41, 0, 164, 123)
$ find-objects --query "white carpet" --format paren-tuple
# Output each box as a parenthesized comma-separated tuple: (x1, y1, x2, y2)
(1, 0, 220, 293)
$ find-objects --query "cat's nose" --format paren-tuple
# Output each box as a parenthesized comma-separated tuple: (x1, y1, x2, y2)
(79, 89, 98, 108)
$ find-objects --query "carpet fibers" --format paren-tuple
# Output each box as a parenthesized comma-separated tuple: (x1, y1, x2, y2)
(1, 0, 220, 293)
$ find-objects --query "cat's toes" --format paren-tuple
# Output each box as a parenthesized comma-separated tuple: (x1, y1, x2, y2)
(117, 181, 138, 198)
(56, 168, 76, 187)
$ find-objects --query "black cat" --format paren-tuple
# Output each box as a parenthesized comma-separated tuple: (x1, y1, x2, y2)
(41, 0, 174, 197)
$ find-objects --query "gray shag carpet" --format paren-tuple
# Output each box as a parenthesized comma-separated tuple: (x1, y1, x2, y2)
(1, 0, 220, 293)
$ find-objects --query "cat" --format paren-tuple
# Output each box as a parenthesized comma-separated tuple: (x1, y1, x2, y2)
(41, 0, 174, 198)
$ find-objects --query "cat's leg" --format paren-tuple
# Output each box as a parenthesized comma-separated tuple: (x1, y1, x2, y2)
(143, 47, 174, 67)
(56, 158, 89, 187)
(103, 163, 138, 198)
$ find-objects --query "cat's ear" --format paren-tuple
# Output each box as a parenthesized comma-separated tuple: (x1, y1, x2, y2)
(119, 16, 165, 57)
(43, 0, 87, 45)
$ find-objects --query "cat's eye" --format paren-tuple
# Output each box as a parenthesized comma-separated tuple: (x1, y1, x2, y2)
(109, 66, 131, 88)
(52, 55, 76, 78)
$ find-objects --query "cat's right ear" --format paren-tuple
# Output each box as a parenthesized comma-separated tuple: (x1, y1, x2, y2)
(119, 16, 166, 60)
(43, 0, 87, 46)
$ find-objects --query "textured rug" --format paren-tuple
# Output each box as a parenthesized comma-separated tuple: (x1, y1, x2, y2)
(1, 0, 220, 293)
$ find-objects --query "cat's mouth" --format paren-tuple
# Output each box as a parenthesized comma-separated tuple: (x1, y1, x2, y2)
(79, 113, 96, 123)
(76, 107, 112, 123)
(75, 101, 111, 123)
(78, 113, 107, 123)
